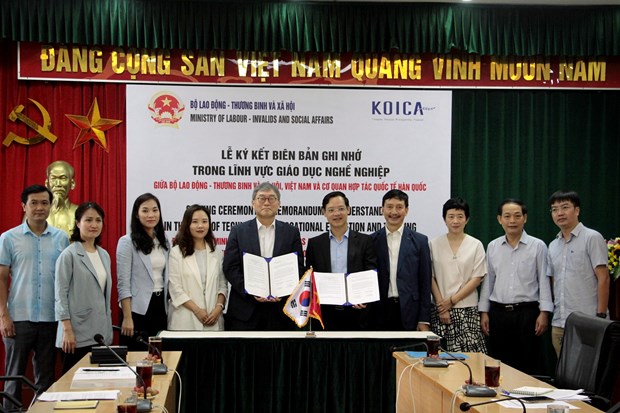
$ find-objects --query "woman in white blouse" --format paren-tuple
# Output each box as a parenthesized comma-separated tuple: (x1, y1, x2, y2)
(430, 197, 487, 353)
(168, 205, 227, 330)
(55, 202, 112, 372)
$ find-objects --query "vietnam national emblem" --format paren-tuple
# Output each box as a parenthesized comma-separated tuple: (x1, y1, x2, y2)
(148, 92, 185, 128)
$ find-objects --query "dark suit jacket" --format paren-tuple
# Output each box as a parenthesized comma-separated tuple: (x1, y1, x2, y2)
(371, 226, 432, 330)
(306, 230, 377, 274)
(305, 230, 378, 330)
(223, 218, 304, 324)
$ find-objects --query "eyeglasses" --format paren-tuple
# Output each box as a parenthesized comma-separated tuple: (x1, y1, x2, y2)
(550, 204, 573, 214)
(325, 206, 348, 214)
(255, 195, 278, 203)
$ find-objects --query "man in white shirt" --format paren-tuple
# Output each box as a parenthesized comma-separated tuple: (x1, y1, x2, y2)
(371, 190, 432, 331)
(479, 198, 552, 374)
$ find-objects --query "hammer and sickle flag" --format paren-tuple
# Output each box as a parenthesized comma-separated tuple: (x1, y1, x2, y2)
(66, 98, 122, 152)
(3, 98, 58, 147)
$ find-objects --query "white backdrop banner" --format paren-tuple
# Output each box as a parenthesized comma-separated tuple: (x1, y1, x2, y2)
(126, 85, 452, 248)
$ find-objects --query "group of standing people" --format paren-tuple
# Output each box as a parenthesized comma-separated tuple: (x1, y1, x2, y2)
(429, 193, 609, 376)
(0, 180, 610, 407)
(220, 183, 610, 380)
(0, 186, 228, 407)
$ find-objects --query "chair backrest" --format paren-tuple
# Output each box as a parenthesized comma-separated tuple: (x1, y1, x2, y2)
(556, 312, 620, 400)
(608, 400, 620, 413)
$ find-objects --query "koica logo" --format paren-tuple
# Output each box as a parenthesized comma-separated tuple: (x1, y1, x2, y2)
(371, 100, 424, 116)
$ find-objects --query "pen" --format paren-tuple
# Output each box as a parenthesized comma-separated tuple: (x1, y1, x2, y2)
(501, 390, 511, 396)
(82, 368, 119, 371)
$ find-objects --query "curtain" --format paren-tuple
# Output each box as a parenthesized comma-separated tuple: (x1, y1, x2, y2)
(167, 337, 406, 413)
(0, 38, 126, 308)
(451, 89, 620, 245)
(1, 0, 620, 56)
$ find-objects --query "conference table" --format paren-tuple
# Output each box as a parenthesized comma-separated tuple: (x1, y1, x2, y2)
(393, 351, 603, 413)
(158, 330, 429, 413)
(27, 351, 181, 413)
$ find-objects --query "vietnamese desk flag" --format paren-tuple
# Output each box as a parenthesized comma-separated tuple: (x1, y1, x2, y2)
(283, 269, 323, 329)
(309, 271, 324, 329)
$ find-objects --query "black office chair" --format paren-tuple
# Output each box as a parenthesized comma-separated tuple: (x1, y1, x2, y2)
(0, 375, 39, 413)
(608, 401, 620, 413)
(554, 312, 620, 410)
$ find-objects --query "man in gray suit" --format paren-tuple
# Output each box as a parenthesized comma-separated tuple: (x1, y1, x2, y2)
(223, 182, 304, 330)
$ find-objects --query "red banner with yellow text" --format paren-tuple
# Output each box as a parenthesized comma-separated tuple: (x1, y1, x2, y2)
(18, 42, 620, 89)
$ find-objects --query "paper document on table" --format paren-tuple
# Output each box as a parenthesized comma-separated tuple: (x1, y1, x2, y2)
(54, 400, 99, 409)
(499, 400, 577, 409)
(314, 270, 379, 305)
(508, 386, 553, 396)
(243, 252, 299, 298)
(71, 367, 135, 389)
(545, 389, 588, 400)
(39, 390, 120, 401)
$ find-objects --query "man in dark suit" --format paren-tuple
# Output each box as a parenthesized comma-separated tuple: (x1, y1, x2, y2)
(371, 190, 432, 331)
(305, 191, 377, 331)
(223, 182, 304, 330)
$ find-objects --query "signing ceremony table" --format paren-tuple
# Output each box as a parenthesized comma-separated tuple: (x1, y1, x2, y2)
(28, 351, 181, 413)
(158, 330, 429, 413)
(394, 351, 602, 413)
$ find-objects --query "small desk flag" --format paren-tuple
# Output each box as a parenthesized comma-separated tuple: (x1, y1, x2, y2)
(283, 269, 323, 329)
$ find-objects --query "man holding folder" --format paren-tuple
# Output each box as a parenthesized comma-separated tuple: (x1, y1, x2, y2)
(223, 182, 304, 330)
(306, 191, 377, 331)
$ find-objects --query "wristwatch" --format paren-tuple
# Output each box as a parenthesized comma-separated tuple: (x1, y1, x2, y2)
(596, 312, 607, 318)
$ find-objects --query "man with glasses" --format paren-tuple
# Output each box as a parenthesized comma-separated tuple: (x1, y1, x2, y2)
(223, 182, 304, 330)
(305, 191, 377, 330)
(371, 190, 432, 331)
(547, 190, 609, 355)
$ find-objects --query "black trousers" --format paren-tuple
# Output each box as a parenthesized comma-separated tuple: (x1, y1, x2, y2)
(225, 300, 294, 331)
(120, 292, 167, 350)
(488, 302, 543, 375)
(319, 304, 375, 331)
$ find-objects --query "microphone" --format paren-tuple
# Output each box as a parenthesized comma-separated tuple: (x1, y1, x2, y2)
(460, 396, 526, 412)
(391, 342, 449, 367)
(93, 334, 152, 412)
(439, 347, 496, 397)
(136, 336, 168, 375)
(391, 341, 428, 352)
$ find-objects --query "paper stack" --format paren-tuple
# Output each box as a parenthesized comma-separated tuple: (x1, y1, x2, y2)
(70, 367, 135, 389)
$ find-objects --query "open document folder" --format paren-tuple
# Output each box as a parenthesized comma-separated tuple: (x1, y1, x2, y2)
(313, 269, 379, 305)
(243, 252, 299, 298)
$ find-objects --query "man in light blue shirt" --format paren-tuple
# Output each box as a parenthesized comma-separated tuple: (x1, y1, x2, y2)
(547, 190, 609, 356)
(305, 191, 377, 330)
(479, 199, 553, 375)
(0, 185, 68, 406)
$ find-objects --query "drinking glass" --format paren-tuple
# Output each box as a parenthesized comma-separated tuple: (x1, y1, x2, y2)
(484, 358, 500, 387)
(136, 359, 153, 389)
(148, 336, 163, 362)
(426, 335, 441, 358)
